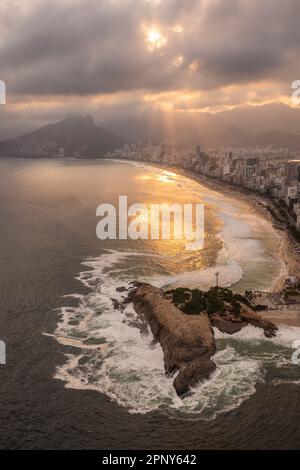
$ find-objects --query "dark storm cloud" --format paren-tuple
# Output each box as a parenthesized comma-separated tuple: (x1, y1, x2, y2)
(192, 0, 300, 88)
(0, 0, 299, 97)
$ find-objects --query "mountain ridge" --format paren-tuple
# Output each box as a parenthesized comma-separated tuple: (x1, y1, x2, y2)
(1, 104, 300, 155)
(101, 103, 300, 149)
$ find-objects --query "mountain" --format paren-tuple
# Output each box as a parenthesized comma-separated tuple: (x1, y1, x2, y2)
(212, 128, 300, 150)
(254, 131, 300, 151)
(2, 104, 300, 155)
(102, 103, 300, 149)
(0, 114, 126, 158)
(218, 126, 254, 148)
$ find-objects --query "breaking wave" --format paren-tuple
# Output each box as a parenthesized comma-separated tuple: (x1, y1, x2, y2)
(53, 249, 299, 419)
(52, 164, 294, 419)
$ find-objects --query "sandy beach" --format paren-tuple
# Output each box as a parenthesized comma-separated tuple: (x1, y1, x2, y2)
(111, 158, 299, 327)
(153, 164, 300, 327)
(174, 167, 300, 282)
(184, 170, 300, 327)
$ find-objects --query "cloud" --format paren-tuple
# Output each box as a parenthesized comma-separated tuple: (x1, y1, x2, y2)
(0, 0, 298, 96)
(0, 0, 299, 137)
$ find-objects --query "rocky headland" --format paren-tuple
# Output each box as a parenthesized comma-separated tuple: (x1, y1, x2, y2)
(125, 283, 278, 397)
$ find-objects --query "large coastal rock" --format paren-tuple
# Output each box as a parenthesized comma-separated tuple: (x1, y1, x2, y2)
(210, 303, 278, 338)
(127, 283, 278, 397)
(164, 286, 278, 339)
(131, 284, 216, 397)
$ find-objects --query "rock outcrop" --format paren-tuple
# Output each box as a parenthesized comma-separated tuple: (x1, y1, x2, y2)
(131, 284, 216, 397)
(210, 303, 278, 338)
(127, 283, 278, 397)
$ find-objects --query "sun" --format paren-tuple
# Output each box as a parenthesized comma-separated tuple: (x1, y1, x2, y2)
(146, 28, 167, 51)
(148, 30, 161, 44)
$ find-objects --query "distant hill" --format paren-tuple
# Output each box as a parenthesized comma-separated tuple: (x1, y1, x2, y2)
(254, 131, 300, 151)
(102, 103, 300, 150)
(219, 126, 253, 148)
(2, 105, 300, 155)
(216, 128, 300, 150)
(0, 114, 126, 158)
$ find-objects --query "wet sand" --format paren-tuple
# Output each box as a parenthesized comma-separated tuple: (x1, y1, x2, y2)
(170, 167, 300, 287)
(152, 163, 300, 328)
(180, 171, 300, 328)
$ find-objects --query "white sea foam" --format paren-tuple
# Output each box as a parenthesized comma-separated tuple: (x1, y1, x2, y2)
(215, 323, 300, 349)
(54, 164, 294, 418)
(114, 160, 284, 292)
(144, 256, 243, 291)
(54, 249, 267, 418)
(54, 248, 299, 419)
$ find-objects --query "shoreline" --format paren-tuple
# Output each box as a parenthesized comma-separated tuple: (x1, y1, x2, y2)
(180, 170, 293, 289)
(109, 157, 299, 291)
(110, 158, 300, 327)
(126, 160, 300, 293)
(151, 163, 299, 290)
(159, 165, 300, 327)
(162, 166, 300, 328)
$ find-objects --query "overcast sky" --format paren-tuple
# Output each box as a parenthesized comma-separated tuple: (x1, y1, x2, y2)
(0, 0, 299, 137)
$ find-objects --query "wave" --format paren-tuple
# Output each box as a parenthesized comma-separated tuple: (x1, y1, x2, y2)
(109, 160, 285, 292)
(215, 323, 300, 349)
(54, 249, 300, 419)
(53, 163, 293, 418)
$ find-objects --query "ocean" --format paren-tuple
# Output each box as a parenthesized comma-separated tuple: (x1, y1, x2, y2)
(0, 157, 299, 449)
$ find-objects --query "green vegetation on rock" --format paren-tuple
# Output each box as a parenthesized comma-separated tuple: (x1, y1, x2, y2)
(165, 286, 254, 316)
